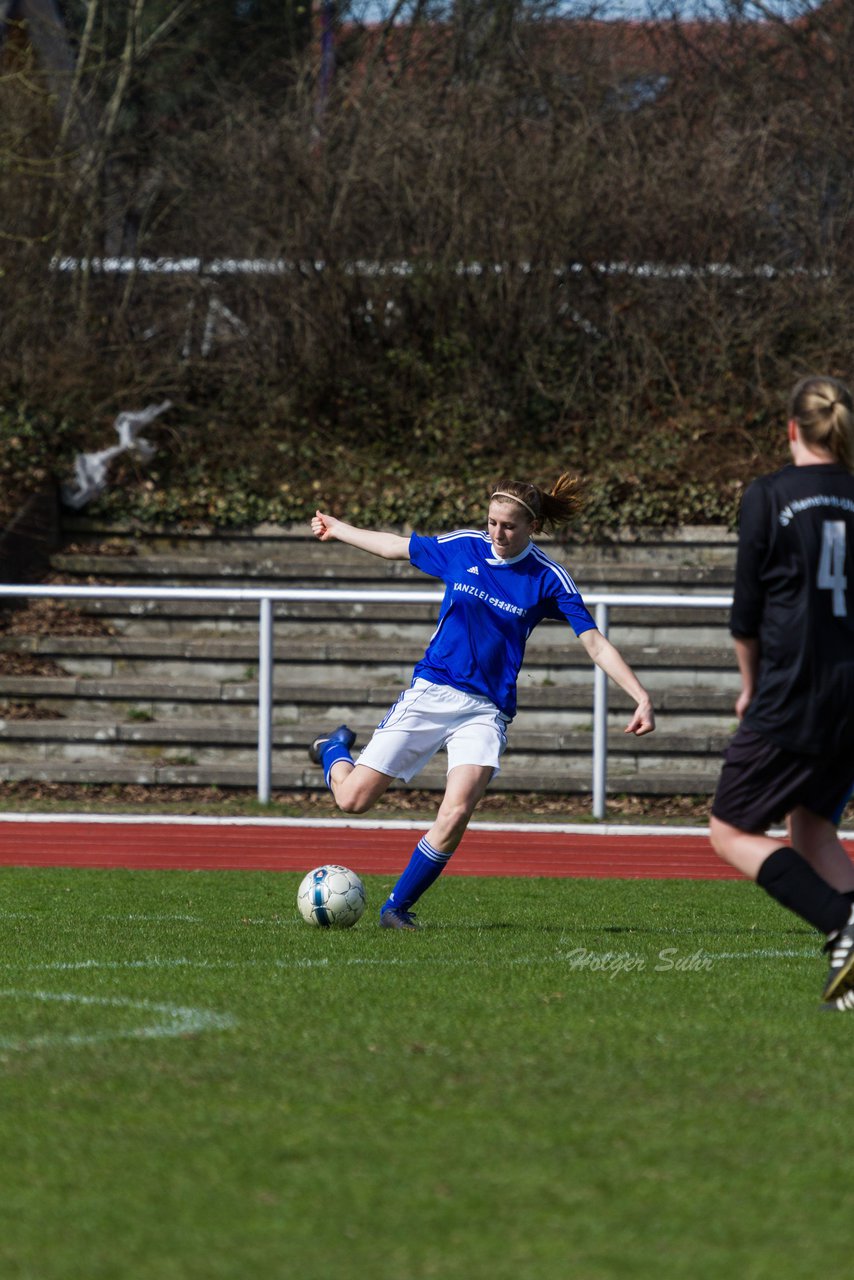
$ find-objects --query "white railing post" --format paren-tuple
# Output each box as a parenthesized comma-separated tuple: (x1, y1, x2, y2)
(593, 601, 609, 820)
(257, 596, 274, 804)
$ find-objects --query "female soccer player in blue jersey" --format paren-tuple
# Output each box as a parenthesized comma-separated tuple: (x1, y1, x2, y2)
(308, 474, 655, 929)
(709, 376, 854, 1009)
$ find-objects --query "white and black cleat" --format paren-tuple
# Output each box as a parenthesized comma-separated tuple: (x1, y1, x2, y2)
(822, 987, 854, 1012)
(822, 910, 854, 1002)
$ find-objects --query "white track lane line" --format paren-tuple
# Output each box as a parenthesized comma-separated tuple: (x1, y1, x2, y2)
(0, 812, 828, 839)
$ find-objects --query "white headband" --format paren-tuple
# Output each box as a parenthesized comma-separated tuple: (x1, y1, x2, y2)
(491, 490, 537, 520)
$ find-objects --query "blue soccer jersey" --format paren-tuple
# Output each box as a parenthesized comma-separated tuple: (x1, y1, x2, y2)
(408, 530, 596, 718)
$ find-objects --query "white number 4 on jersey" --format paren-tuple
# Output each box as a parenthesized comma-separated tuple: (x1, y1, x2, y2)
(818, 520, 848, 617)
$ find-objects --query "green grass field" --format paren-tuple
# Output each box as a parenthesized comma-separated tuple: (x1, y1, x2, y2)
(0, 866, 848, 1280)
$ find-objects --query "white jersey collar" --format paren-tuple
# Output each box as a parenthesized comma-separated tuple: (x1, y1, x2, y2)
(485, 540, 533, 567)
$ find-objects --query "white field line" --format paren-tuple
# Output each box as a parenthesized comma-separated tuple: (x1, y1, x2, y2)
(0, 912, 205, 923)
(282, 948, 820, 966)
(0, 988, 236, 1051)
(0, 940, 819, 1050)
(0, 947, 820, 976)
(0, 812, 814, 839)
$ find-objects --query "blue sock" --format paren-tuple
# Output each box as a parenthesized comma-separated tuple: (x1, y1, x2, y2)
(320, 740, 354, 788)
(382, 836, 453, 913)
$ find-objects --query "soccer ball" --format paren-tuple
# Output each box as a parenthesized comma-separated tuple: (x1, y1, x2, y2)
(297, 864, 367, 928)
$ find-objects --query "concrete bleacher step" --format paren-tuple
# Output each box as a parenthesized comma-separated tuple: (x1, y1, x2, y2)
(1, 517, 739, 797)
(0, 759, 724, 795)
(0, 633, 740, 685)
(51, 552, 737, 595)
(72, 597, 732, 648)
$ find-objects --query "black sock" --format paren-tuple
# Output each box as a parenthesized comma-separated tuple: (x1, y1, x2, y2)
(756, 846, 851, 936)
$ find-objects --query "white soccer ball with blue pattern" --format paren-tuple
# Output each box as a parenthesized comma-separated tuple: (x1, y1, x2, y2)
(297, 864, 367, 928)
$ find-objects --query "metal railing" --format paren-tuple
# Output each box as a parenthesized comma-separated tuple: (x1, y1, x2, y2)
(0, 583, 733, 817)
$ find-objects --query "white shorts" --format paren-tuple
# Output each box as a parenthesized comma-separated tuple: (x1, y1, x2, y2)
(356, 678, 509, 783)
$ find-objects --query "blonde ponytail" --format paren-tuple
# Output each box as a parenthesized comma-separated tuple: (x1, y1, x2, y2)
(789, 376, 854, 471)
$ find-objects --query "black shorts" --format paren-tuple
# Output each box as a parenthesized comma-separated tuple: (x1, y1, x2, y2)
(711, 725, 854, 833)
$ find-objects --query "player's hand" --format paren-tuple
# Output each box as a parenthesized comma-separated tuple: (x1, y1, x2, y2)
(624, 698, 655, 736)
(735, 688, 752, 720)
(311, 510, 339, 541)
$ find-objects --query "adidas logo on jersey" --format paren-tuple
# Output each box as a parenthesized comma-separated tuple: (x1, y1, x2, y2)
(467, 565, 479, 575)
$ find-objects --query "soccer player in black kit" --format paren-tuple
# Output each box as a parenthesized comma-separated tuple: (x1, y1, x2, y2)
(710, 375, 854, 1010)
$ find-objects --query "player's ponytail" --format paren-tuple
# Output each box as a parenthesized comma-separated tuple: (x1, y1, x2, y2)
(490, 472, 583, 530)
(541, 472, 584, 526)
(789, 376, 854, 472)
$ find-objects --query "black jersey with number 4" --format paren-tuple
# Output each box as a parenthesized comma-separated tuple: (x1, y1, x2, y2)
(731, 462, 854, 754)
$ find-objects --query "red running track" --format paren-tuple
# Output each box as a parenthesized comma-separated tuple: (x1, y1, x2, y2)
(0, 819, 770, 879)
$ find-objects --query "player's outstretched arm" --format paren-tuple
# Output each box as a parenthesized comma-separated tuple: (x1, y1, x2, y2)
(578, 628, 656, 736)
(310, 511, 411, 560)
